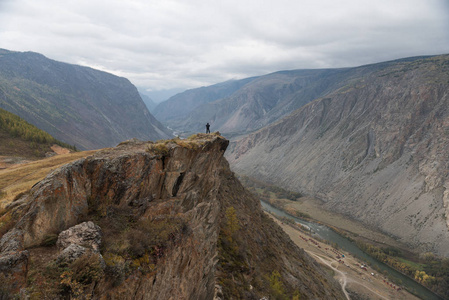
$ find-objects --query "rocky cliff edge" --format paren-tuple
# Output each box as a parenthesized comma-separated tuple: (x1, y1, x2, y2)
(0, 133, 344, 299)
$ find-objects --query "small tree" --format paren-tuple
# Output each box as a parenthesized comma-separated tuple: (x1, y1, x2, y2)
(226, 206, 240, 235)
(269, 270, 287, 300)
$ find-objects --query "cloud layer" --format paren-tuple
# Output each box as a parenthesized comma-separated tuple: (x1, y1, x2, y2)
(1, 0, 448, 92)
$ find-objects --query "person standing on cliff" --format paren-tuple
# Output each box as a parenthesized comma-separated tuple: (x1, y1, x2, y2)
(206, 123, 211, 134)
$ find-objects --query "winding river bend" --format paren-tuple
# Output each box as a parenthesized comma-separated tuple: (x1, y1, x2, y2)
(261, 201, 444, 300)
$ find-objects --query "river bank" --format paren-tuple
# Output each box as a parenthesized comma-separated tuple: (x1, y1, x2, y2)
(278, 195, 413, 253)
(237, 175, 412, 253)
(262, 201, 445, 300)
(238, 176, 448, 299)
(268, 213, 420, 300)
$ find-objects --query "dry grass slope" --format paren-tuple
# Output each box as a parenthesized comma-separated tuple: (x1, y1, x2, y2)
(0, 150, 97, 207)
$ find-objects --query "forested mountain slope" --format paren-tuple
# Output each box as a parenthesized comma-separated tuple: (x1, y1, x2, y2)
(0, 108, 75, 159)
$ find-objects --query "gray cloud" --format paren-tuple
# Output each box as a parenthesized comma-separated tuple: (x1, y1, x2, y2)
(0, 0, 448, 92)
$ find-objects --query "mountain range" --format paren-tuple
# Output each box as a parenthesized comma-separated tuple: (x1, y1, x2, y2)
(153, 77, 257, 134)
(2, 48, 448, 257)
(0, 49, 171, 150)
(154, 56, 433, 137)
(227, 54, 449, 257)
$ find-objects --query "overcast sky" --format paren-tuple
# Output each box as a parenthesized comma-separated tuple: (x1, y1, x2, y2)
(1, 0, 448, 97)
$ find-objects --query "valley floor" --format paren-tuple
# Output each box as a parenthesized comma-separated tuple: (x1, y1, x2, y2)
(269, 214, 421, 300)
(284, 196, 410, 252)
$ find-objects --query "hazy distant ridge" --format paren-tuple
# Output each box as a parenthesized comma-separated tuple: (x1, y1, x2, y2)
(153, 77, 257, 127)
(155, 56, 434, 136)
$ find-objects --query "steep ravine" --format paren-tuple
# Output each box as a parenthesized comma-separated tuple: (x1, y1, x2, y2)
(0, 134, 344, 299)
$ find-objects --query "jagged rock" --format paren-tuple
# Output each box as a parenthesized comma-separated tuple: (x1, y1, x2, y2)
(55, 243, 106, 271)
(55, 244, 106, 270)
(214, 284, 223, 300)
(0, 250, 28, 272)
(57, 221, 102, 252)
(55, 221, 105, 269)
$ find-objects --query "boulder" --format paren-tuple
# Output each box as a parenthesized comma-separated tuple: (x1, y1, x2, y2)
(57, 221, 102, 252)
(0, 228, 23, 253)
(55, 243, 87, 265)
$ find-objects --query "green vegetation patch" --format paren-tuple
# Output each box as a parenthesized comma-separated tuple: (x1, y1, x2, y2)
(217, 206, 252, 298)
(356, 240, 449, 299)
(0, 108, 77, 157)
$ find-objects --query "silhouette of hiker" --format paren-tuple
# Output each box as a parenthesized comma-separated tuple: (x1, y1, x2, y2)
(206, 123, 210, 134)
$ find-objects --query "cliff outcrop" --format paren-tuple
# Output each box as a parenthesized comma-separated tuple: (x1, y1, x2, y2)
(0, 134, 344, 299)
(227, 54, 449, 257)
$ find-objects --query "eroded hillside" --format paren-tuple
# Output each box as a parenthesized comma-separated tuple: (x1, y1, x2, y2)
(0, 134, 344, 299)
(227, 54, 449, 257)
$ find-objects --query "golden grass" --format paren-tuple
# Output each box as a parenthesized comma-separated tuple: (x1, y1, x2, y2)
(147, 143, 170, 155)
(0, 150, 97, 207)
(146, 135, 211, 155)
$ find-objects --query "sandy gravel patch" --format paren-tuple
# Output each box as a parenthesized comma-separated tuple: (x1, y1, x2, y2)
(50, 144, 71, 155)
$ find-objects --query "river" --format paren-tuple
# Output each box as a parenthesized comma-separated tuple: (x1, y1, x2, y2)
(261, 201, 444, 300)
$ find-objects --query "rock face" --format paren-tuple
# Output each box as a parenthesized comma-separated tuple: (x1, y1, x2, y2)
(227, 54, 449, 257)
(0, 134, 344, 299)
(0, 49, 171, 150)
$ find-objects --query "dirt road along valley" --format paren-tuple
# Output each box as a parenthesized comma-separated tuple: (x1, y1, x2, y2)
(270, 215, 421, 300)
